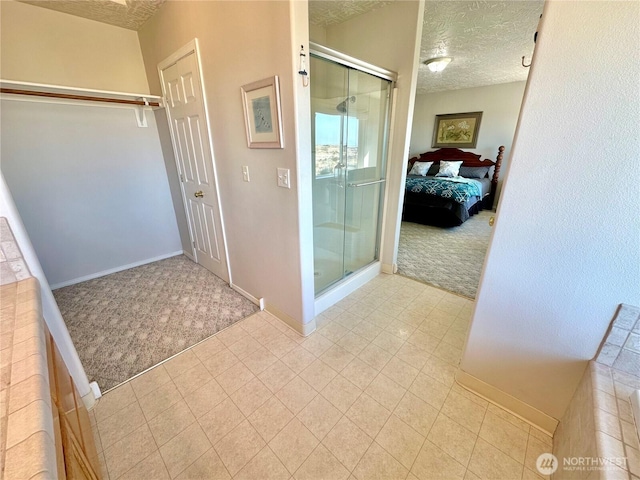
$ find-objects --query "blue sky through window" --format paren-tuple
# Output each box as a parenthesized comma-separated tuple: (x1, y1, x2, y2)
(315, 113, 359, 147)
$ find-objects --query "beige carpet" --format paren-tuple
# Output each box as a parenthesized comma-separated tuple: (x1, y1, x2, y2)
(54, 255, 258, 391)
(397, 211, 493, 298)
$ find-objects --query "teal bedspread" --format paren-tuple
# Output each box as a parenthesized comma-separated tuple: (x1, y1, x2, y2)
(405, 175, 482, 204)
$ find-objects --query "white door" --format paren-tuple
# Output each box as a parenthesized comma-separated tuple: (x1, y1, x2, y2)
(159, 44, 229, 282)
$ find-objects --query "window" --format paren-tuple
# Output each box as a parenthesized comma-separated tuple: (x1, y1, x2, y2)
(314, 112, 359, 177)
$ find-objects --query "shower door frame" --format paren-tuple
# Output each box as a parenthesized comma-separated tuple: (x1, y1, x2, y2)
(310, 43, 397, 314)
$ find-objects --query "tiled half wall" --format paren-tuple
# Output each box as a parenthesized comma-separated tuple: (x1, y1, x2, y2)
(552, 305, 640, 480)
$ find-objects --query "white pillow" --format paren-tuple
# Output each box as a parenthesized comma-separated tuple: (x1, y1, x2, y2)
(408, 161, 433, 176)
(435, 160, 463, 177)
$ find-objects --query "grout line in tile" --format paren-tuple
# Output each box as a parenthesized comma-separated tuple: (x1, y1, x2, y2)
(221, 420, 265, 478)
(96, 275, 549, 480)
(293, 435, 346, 477)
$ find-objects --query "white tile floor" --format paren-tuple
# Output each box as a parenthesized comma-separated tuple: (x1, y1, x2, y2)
(91, 274, 553, 480)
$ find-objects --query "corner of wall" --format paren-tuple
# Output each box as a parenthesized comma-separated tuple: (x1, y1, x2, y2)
(456, 369, 559, 435)
(289, 0, 316, 328)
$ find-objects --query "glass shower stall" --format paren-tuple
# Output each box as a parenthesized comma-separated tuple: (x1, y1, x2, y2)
(310, 44, 395, 297)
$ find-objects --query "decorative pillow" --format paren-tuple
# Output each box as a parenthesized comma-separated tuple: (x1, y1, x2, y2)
(459, 166, 490, 179)
(427, 163, 440, 176)
(435, 160, 463, 177)
(408, 161, 433, 176)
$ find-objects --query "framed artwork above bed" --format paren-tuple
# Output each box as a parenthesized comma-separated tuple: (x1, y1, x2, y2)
(432, 111, 483, 148)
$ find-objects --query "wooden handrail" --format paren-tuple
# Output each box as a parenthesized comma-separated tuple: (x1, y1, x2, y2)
(0, 87, 161, 107)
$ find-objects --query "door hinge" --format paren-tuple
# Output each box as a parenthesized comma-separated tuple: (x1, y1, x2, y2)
(180, 174, 184, 182)
(192, 241, 196, 248)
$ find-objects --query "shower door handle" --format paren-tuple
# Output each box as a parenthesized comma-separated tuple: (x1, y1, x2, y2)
(347, 179, 386, 188)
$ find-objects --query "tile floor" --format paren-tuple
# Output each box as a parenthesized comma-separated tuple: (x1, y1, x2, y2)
(91, 274, 553, 480)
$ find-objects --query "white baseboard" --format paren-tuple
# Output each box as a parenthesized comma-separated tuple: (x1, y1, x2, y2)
(50, 251, 184, 289)
(90, 381, 102, 400)
(230, 283, 260, 307)
(266, 303, 316, 337)
(314, 261, 381, 316)
(456, 370, 559, 435)
(183, 250, 195, 262)
(381, 263, 397, 274)
(81, 381, 102, 410)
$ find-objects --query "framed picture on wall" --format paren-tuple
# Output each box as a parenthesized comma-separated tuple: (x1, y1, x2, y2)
(241, 75, 284, 149)
(432, 111, 483, 148)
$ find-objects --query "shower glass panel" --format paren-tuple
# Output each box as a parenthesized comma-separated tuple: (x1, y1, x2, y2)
(311, 54, 391, 295)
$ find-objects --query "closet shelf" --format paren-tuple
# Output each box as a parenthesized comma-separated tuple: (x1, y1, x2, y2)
(0, 79, 164, 127)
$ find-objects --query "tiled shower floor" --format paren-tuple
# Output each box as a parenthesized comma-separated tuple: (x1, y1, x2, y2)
(91, 274, 552, 480)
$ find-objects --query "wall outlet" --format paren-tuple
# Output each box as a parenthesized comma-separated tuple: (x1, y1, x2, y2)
(277, 168, 290, 188)
(242, 165, 250, 182)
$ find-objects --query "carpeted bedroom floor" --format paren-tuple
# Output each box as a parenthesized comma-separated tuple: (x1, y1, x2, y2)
(397, 210, 493, 298)
(53, 255, 258, 391)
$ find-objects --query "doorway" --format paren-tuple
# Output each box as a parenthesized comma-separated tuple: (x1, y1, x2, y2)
(158, 40, 229, 282)
(310, 48, 393, 296)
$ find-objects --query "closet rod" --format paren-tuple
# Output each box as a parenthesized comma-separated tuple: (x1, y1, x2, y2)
(0, 87, 161, 107)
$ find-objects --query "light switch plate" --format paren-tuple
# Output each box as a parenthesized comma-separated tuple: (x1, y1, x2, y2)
(242, 165, 250, 182)
(277, 168, 290, 188)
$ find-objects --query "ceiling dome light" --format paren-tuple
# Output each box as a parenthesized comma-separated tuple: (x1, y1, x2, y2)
(424, 57, 452, 72)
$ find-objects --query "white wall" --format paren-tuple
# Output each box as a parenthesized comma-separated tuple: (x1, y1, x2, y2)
(309, 24, 326, 45)
(316, 0, 425, 271)
(410, 82, 526, 204)
(138, 0, 311, 328)
(0, 173, 93, 403)
(462, 0, 640, 420)
(0, 1, 182, 287)
(1, 102, 182, 287)
(0, 0, 149, 93)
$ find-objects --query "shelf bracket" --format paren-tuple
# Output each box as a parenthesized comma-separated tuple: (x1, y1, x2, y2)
(135, 97, 151, 127)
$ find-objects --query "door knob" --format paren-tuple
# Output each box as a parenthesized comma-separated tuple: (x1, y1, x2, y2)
(489, 216, 495, 227)
(194, 191, 204, 198)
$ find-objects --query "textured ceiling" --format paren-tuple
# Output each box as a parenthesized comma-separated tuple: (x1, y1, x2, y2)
(417, 1, 544, 94)
(309, 0, 394, 27)
(309, 0, 544, 94)
(17, 0, 166, 30)
(19, 0, 543, 93)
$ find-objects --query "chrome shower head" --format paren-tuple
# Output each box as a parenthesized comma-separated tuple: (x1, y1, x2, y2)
(336, 96, 356, 113)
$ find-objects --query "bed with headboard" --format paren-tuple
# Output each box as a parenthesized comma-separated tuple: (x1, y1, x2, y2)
(403, 146, 504, 227)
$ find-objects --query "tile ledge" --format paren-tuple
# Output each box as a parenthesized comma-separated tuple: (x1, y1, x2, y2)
(2, 277, 57, 479)
(3, 430, 57, 480)
(588, 361, 639, 480)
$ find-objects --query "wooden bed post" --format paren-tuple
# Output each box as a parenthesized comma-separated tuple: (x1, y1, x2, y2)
(489, 145, 505, 207)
